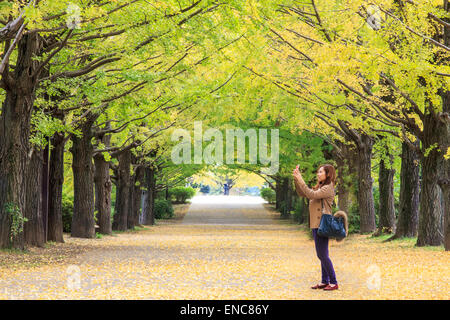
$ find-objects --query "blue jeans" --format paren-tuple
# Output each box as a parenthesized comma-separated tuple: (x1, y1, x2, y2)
(312, 228, 337, 285)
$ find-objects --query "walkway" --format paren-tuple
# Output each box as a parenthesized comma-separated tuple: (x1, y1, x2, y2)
(0, 195, 448, 299)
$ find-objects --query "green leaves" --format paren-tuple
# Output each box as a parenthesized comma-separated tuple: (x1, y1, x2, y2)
(424, 143, 438, 158)
(5, 203, 28, 242)
(30, 111, 69, 147)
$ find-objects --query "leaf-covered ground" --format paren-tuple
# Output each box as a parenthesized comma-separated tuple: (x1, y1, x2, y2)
(0, 199, 448, 300)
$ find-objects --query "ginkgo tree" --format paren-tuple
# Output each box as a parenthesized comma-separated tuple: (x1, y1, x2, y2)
(239, 0, 449, 247)
(1, 0, 447, 252)
(0, 0, 270, 248)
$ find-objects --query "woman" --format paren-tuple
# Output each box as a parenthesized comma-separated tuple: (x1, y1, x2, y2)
(293, 164, 339, 291)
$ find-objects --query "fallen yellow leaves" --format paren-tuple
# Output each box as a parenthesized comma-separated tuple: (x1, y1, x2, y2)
(0, 213, 448, 300)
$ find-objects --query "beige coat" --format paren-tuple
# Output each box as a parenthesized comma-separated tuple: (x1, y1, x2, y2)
(293, 176, 335, 229)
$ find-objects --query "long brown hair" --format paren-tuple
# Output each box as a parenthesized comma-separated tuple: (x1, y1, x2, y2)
(312, 164, 336, 190)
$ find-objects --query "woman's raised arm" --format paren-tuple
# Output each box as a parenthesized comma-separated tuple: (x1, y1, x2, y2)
(294, 174, 334, 200)
(293, 176, 306, 198)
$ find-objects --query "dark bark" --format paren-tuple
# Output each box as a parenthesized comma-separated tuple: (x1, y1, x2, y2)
(275, 175, 282, 211)
(387, 141, 420, 241)
(336, 121, 376, 233)
(70, 120, 96, 238)
(112, 150, 131, 231)
(415, 0, 449, 247)
(438, 2, 450, 250)
(128, 165, 144, 229)
(439, 119, 450, 250)
(336, 183, 350, 213)
(47, 132, 65, 242)
(286, 177, 294, 219)
(356, 134, 377, 233)
(94, 133, 112, 235)
(296, 197, 308, 224)
(94, 155, 112, 235)
(23, 148, 45, 247)
(332, 141, 357, 213)
(416, 112, 445, 246)
(141, 190, 147, 225)
(41, 143, 49, 241)
(335, 160, 350, 213)
(280, 177, 292, 219)
(113, 178, 120, 224)
(0, 32, 42, 249)
(143, 166, 156, 225)
(375, 156, 396, 235)
(440, 174, 450, 250)
(127, 181, 134, 229)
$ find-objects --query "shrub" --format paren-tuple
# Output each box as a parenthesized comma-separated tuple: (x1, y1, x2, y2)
(62, 195, 74, 233)
(169, 186, 196, 203)
(293, 198, 306, 224)
(347, 202, 360, 234)
(278, 200, 287, 215)
(260, 187, 276, 204)
(154, 199, 174, 219)
(156, 190, 166, 200)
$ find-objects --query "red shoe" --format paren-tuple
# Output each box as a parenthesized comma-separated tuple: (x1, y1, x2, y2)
(323, 284, 339, 291)
(311, 283, 328, 289)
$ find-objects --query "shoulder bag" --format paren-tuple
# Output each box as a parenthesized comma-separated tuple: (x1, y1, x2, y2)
(317, 199, 347, 240)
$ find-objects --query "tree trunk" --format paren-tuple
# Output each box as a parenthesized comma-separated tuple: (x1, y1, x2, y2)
(23, 148, 45, 247)
(127, 181, 135, 229)
(0, 32, 42, 249)
(298, 197, 308, 224)
(47, 132, 65, 242)
(441, 174, 450, 250)
(417, 112, 445, 247)
(356, 134, 377, 233)
(94, 154, 112, 235)
(388, 141, 420, 240)
(143, 166, 156, 225)
(333, 142, 357, 213)
(133, 185, 142, 228)
(439, 112, 450, 250)
(140, 190, 147, 224)
(41, 143, 49, 241)
(275, 175, 282, 211)
(280, 177, 291, 219)
(94, 133, 112, 235)
(336, 184, 350, 213)
(128, 165, 144, 229)
(113, 176, 119, 223)
(440, 0, 450, 251)
(112, 150, 131, 231)
(70, 122, 95, 238)
(337, 121, 376, 233)
(376, 156, 396, 235)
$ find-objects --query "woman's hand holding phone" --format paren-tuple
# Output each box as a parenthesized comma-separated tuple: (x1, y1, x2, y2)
(293, 165, 302, 180)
